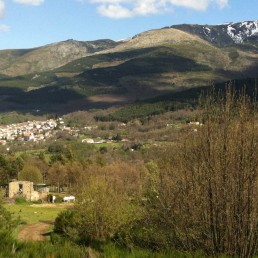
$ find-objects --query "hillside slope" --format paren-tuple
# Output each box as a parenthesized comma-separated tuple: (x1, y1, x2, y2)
(0, 39, 119, 76)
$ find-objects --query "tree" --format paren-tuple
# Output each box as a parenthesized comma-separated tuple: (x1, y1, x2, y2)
(66, 162, 84, 189)
(72, 177, 142, 242)
(0, 193, 20, 254)
(18, 164, 43, 184)
(0, 155, 24, 184)
(48, 162, 67, 192)
(0, 154, 9, 184)
(48, 142, 73, 164)
(188, 87, 258, 257)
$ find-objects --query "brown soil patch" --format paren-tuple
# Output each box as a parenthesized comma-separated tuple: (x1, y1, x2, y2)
(88, 94, 129, 103)
(30, 203, 73, 208)
(18, 223, 51, 241)
(92, 60, 125, 68)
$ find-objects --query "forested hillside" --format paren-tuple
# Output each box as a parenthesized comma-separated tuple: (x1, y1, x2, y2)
(0, 21, 257, 115)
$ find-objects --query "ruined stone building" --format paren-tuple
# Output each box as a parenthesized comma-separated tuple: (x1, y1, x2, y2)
(8, 181, 39, 201)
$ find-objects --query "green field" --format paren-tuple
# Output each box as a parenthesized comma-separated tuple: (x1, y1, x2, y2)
(4, 203, 66, 224)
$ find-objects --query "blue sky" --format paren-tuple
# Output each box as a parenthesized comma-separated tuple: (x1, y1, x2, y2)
(0, 0, 257, 50)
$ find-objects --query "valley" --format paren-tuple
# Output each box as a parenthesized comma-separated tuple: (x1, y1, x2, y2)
(0, 20, 258, 258)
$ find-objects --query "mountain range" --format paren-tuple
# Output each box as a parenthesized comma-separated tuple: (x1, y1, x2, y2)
(0, 20, 257, 114)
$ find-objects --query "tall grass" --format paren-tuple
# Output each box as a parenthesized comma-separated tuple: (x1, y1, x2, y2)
(0, 240, 87, 258)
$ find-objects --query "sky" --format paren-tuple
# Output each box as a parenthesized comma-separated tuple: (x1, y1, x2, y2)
(0, 0, 257, 50)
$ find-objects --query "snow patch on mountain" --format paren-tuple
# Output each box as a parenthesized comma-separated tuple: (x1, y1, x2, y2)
(203, 27, 211, 36)
(226, 21, 258, 43)
(227, 25, 243, 43)
(115, 38, 131, 43)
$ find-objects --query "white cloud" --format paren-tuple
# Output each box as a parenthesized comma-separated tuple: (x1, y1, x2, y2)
(0, 0, 5, 18)
(13, 0, 44, 5)
(97, 4, 133, 18)
(91, 0, 131, 3)
(170, 0, 209, 11)
(133, 0, 166, 15)
(85, 0, 229, 18)
(0, 24, 10, 32)
(214, 0, 228, 9)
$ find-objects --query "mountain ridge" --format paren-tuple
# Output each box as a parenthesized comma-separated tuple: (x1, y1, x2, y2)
(0, 39, 120, 76)
(0, 20, 258, 76)
(0, 20, 257, 114)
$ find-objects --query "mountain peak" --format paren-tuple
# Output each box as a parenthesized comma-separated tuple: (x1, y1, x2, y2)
(170, 20, 258, 46)
(226, 20, 258, 43)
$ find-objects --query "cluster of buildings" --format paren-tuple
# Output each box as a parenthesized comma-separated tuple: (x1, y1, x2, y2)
(0, 119, 60, 145)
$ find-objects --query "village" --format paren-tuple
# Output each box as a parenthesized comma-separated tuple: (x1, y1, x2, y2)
(0, 118, 67, 145)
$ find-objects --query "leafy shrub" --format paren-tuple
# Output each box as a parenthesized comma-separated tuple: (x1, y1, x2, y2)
(15, 197, 27, 204)
(48, 143, 66, 154)
(47, 194, 53, 203)
(99, 146, 108, 154)
(131, 143, 142, 151)
(54, 210, 79, 242)
(55, 195, 63, 203)
(32, 199, 43, 204)
(0, 204, 19, 250)
(112, 133, 122, 142)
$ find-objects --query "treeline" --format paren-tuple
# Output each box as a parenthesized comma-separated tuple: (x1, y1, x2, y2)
(0, 138, 146, 192)
(95, 101, 192, 123)
(0, 111, 49, 125)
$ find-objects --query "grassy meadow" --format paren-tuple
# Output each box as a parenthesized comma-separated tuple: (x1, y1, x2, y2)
(4, 203, 67, 224)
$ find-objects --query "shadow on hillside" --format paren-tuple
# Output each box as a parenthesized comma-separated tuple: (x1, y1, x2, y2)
(0, 85, 143, 115)
(147, 78, 258, 104)
(0, 86, 85, 115)
(0, 77, 257, 117)
(242, 61, 258, 78)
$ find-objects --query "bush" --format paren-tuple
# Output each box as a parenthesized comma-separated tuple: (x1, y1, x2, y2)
(47, 194, 53, 203)
(15, 197, 27, 204)
(32, 199, 43, 204)
(114, 219, 170, 251)
(54, 210, 79, 242)
(99, 146, 108, 154)
(0, 206, 17, 255)
(55, 195, 63, 203)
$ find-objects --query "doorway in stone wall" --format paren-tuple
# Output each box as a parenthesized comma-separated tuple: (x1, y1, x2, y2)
(19, 183, 23, 194)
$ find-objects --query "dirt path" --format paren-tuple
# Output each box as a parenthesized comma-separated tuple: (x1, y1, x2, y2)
(18, 222, 51, 241)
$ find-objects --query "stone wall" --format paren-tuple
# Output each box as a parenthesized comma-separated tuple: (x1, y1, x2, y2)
(9, 181, 38, 201)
